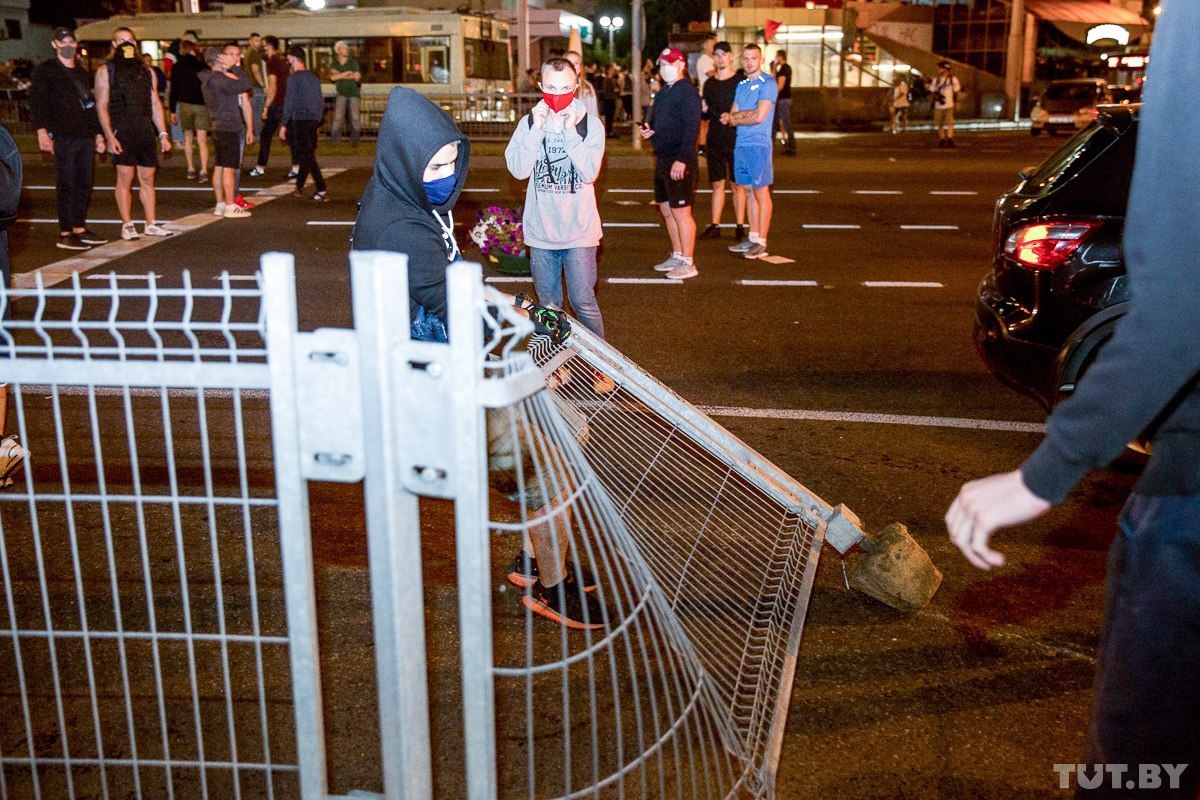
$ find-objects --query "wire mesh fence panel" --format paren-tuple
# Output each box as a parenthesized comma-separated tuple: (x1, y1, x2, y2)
(0, 271, 325, 800)
(516, 324, 830, 795)
(463, 291, 754, 800)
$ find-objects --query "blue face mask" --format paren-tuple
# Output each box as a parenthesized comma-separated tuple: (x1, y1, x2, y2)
(423, 174, 456, 206)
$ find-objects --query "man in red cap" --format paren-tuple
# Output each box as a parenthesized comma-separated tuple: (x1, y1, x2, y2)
(639, 47, 702, 280)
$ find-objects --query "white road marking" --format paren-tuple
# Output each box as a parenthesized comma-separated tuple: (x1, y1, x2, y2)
(608, 188, 651, 193)
(12, 170, 345, 290)
(696, 405, 1046, 433)
(740, 279, 818, 287)
(86, 273, 165, 281)
(929, 190, 978, 196)
(775, 190, 821, 195)
(603, 222, 660, 228)
(854, 190, 903, 195)
(607, 278, 681, 284)
(900, 225, 959, 231)
(461, 188, 499, 192)
(484, 276, 533, 283)
(863, 281, 944, 288)
(26, 185, 262, 193)
(803, 223, 860, 230)
(307, 220, 354, 225)
(20, 385, 1053, 438)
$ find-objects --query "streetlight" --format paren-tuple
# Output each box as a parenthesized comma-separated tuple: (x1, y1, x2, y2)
(598, 15, 624, 60)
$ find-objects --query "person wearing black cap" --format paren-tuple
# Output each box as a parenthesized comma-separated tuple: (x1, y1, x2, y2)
(930, 61, 960, 148)
(279, 46, 327, 202)
(29, 27, 108, 251)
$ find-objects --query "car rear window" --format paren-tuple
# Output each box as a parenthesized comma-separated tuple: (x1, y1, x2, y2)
(1021, 122, 1116, 197)
(1044, 83, 1098, 102)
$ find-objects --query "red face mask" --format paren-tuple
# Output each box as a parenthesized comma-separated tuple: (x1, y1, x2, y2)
(542, 92, 574, 113)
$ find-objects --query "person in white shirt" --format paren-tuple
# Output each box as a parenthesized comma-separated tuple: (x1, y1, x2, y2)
(930, 61, 961, 148)
(890, 76, 910, 134)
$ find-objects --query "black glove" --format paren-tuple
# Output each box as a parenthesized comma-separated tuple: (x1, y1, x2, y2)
(514, 293, 572, 345)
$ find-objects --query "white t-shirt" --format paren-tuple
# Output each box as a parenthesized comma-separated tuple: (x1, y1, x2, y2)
(695, 52, 715, 92)
(930, 75, 960, 109)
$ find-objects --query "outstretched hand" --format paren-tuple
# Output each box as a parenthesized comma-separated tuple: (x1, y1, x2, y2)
(945, 470, 1052, 570)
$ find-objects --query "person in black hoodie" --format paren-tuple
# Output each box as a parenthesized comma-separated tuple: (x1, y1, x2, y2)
(352, 86, 469, 341)
(351, 88, 605, 630)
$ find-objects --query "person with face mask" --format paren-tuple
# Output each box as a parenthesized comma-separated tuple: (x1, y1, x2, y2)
(353, 88, 605, 631)
(29, 27, 108, 251)
(505, 57, 606, 339)
(639, 47, 702, 280)
(352, 87, 470, 341)
(94, 27, 174, 241)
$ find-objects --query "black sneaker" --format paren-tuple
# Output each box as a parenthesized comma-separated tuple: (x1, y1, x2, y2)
(522, 578, 606, 630)
(56, 233, 90, 251)
(76, 229, 108, 245)
(507, 551, 597, 592)
(311, 190, 329, 203)
(698, 223, 721, 240)
(734, 225, 747, 242)
(946, 139, 957, 148)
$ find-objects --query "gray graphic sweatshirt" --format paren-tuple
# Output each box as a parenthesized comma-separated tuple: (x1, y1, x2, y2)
(504, 98, 605, 250)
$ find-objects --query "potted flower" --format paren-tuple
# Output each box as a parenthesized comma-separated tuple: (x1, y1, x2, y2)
(469, 205, 530, 275)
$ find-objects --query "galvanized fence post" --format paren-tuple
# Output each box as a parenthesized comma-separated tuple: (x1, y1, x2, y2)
(444, 261, 498, 800)
(260, 253, 331, 800)
(348, 250, 434, 800)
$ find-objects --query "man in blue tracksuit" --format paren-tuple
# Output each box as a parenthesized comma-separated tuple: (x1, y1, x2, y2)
(639, 47, 701, 281)
(278, 46, 327, 202)
(946, 2, 1200, 794)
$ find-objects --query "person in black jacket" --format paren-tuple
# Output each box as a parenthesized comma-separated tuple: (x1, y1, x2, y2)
(29, 27, 107, 251)
(278, 46, 327, 202)
(947, 2, 1200, 793)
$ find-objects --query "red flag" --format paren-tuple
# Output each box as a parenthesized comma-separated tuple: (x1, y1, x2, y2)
(763, 19, 782, 43)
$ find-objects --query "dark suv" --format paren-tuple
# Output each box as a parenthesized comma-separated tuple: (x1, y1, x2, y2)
(974, 104, 1138, 411)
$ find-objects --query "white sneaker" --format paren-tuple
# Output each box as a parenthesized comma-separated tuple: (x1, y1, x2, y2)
(248, 166, 265, 177)
(666, 261, 698, 280)
(0, 435, 29, 488)
(728, 239, 755, 253)
(742, 242, 768, 259)
(120, 223, 140, 241)
(213, 202, 227, 217)
(143, 223, 174, 237)
(653, 254, 683, 272)
(223, 205, 252, 219)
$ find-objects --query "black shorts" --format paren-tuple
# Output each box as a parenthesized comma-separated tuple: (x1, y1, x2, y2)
(705, 144, 735, 184)
(653, 156, 697, 208)
(213, 130, 243, 169)
(111, 125, 158, 168)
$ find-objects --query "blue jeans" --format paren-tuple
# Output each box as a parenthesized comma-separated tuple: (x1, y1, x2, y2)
(411, 306, 448, 343)
(331, 95, 360, 145)
(1078, 492, 1200, 798)
(529, 246, 604, 339)
(774, 97, 795, 151)
(250, 88, 265, 141)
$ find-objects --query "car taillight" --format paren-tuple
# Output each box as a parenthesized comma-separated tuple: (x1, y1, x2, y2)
(1004, 221, 1102, 270)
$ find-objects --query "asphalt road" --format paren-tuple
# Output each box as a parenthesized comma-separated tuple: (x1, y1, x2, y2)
(4, 130, 1137, 798)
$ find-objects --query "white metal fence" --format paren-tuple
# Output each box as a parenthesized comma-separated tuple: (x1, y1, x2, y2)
(0, 253, 871, 799)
